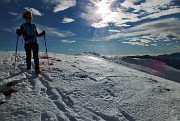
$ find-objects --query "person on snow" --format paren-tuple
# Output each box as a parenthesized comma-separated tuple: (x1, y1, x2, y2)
(16, 10, 46, 74)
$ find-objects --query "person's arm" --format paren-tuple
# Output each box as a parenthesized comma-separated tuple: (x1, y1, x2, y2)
(35, 30, 41, 37)
(36, 30, 46, 37)
(16, 25, 24, 36)
(34, 24, 46, 37)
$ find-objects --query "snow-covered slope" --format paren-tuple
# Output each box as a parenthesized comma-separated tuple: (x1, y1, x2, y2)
(102, 54, 180, 83)
(0, 51, 180, 121)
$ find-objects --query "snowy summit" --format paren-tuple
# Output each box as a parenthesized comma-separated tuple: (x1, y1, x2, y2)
(0, 51, 180, 121)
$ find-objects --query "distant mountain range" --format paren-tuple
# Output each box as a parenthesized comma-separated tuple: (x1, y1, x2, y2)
(158, 52, 180, 59)
(122, 52, 180, 70)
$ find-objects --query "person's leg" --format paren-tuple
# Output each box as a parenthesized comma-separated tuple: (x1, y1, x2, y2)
(24, 43, 32, 70)
(32, 42, 40, 73)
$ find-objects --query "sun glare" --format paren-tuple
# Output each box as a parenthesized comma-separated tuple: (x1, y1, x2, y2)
(96, 0, 111, 18)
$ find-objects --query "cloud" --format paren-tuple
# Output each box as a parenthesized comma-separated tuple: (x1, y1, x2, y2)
(44, 27, 76, 38)
(103, 18, 180, 46)
(8, 11, 22, 21)
(130, 0, 174, 12)
(108, 30, 121, 33)
(105, 18, 180, 39)
(128, 0, 179, 20)
(121, 36, 156, 46)
(128, 0, 142, 3)
(2, 23, 76, 39)
(82, 0, 179, 28)
(91, 21, 109, 28)
(141, 7, 180, 20)
(0, 28, 14, 32)
(8, 12, 18, 16)
(101, 9, 139, 25)
(121, 1, 138, 10)
(42, 0, 76, 12)
(122, 41, 150, 46)
(80, 4, 101, 25)
(9, 8, 44, 20)
(80, 0, 111, 27)
(62, 18, 75, 23)
(0, 24, 20, 33)
(81, 0, 140, 28)
(54, 0, 76, 12)
(25, 7, 44, 16)
(8, 24, 75, 38)
(121, 0, 179, 22)
(60, 40, 76, 44)
(84, 7, 139, 28)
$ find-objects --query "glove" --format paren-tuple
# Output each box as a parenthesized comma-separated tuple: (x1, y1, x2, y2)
(16, 29, 21, 36)
(40, 31, 46, 36)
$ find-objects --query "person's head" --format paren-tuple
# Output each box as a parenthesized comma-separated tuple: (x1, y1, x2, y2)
(22, 10, 33, 23)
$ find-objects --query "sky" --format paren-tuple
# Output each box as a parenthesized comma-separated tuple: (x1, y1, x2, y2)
(0, 0, 180, 55)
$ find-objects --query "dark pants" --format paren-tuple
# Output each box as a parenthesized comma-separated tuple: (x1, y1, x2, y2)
(24, 42, 39, 71)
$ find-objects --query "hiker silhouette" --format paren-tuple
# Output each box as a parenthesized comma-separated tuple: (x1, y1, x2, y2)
(16, 10, 46, 74)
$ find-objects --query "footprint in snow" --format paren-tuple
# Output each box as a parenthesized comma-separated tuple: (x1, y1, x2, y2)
(152, 86, 171, 94)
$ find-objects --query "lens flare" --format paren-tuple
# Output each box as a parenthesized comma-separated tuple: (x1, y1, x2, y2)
(96, 0, 111, 18)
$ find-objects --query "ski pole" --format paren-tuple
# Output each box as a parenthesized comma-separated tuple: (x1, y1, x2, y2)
(14, 36, 19, 74)
(44, 35, 50, 70)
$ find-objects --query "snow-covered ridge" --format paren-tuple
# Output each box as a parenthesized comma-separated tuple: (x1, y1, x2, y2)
(85, 52, 180, 83)
(0, 51, 180, 121)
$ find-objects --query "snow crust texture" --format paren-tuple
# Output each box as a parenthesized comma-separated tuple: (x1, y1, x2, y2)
(0, 51, 180, 121)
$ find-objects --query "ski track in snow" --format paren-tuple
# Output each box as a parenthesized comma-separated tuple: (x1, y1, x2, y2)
(0, 51, 180, 121)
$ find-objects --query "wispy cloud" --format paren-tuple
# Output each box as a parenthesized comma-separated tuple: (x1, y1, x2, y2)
(81, 0, 139, 28)
(42, 0, 76, 13)
(108, 30, 121, 33)
(2, 24, 76, 39)
(25, 7, 44, 16)
(8, 11, 22, 21)
(91, 22, 109, 28)
(0, 28, 14, 32)
(124, 0, 180, 20)
(122, 36, 158, 46)
(8, 12, 18, 16)
(43, 28, 75, 38)
(8, 7, 44, 21)
(122, 41, 150, 46)
(60, 40, 76, 44)
(141, 7, 180, 20)
(36, 24, 76, 38)
(2, 0, 180, 48)
(62, 18, 75, 23)
(82, 0, 179, 28)
(103, 18, 180, 46)
(80, 5, 101, 26)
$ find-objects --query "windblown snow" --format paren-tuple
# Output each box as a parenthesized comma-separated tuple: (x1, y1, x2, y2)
(0, 51, 180, 121)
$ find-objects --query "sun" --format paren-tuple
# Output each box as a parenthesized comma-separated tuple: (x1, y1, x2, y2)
(96, 0, 111, 18)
